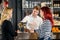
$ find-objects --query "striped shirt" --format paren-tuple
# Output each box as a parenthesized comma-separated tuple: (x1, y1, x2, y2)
(36, 20, 52, 40)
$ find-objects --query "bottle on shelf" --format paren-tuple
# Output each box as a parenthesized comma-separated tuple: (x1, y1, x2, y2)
(59, 3, 60, 7)
(57, 2, 59, 7)
(54, 4, 55, 7)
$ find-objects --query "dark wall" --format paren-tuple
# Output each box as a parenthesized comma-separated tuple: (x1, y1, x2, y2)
(8, 0, 17, 26)
(0, 0, 2, 4)
(26, 0, 51, 2)
(8, 0, 22, 30)
(17, 0, 22, 23)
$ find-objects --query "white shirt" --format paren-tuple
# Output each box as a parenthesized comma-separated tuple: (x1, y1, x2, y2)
(21, 14, 43, 30)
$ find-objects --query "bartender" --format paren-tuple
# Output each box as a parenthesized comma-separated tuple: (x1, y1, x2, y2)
(21, 6, 43, 33)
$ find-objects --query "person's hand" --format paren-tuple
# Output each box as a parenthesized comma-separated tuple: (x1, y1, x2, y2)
(30, 29, 34, 33)
(15, 30, 21, 33)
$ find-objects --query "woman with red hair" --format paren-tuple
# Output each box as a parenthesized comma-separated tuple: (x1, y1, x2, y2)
(38, 7, 54, 40)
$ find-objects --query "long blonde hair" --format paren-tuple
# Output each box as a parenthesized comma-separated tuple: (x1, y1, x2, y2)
(0, 7, 13, 25)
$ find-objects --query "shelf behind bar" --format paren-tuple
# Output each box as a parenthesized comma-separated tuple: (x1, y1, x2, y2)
(53, 25, 60, 27)
(53, 32, 60, 34)
(53, 7, 60, 8)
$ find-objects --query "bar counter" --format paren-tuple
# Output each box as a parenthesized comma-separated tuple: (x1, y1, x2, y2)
(14, 31, 38, 40)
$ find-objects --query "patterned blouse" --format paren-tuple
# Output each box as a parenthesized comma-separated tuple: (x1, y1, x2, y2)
(36, 19, 52, 40)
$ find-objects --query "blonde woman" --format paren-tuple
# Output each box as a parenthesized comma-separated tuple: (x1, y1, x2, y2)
(1, 7, 16, 40)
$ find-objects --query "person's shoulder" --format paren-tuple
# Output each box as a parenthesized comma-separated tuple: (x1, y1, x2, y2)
(3, 20, 8, 22)
(2, 20, 11, 25)
(44, 19, 51, 25)
(25, 16, 29, 17)
(43, 19, 52, 27)
(45, 20, 50, 22)
(37, 16, 42, 20)
(3, 20, 11, 23)
(24, 16, 30, 19)
(25, 15, 32, 18)
(37, 16, 42, 18)
(26, 14, 32, 16)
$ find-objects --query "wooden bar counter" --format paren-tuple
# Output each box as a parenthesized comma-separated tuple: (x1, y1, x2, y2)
(14, 30, 38, 40)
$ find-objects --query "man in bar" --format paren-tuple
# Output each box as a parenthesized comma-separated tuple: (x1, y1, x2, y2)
(21, 6, 43, 33)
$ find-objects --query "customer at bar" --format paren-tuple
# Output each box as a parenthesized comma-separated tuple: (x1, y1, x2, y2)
(1, 8, 15, 40)
(39, 7, 54, 40)
(21, 6, 43, 33)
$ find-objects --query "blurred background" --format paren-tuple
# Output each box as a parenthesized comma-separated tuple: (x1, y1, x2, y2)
(0, 0, 60, 40)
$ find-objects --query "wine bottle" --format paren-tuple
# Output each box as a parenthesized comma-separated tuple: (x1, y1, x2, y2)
(59, 3, 60, 7)
(54, 4, 55, 7)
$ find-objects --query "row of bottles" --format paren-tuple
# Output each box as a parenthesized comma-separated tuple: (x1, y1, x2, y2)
(53, 3, 60, 7)
(53, 0, 60, 7)
(53, 11, 60, 17)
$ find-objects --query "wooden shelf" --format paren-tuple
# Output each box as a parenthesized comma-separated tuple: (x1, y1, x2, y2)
(53, 32, 60, 34)
(53, 25, 60, 27)
(53, 7, 60, 8)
